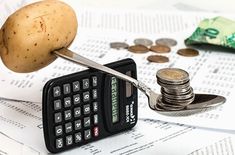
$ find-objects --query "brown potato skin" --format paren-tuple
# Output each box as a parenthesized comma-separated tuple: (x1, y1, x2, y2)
(0, 0, 78, 73)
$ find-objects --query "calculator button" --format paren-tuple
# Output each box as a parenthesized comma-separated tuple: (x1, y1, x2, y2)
(66, 135, 73, 146)
(73, 94, 81, 105)
(64, 97, 71, 108)
(83, 117, 91, 127)
(74, 120, 82, 130)
(53, 86, 61, 97)
(75, 132, 82, 143)
(92, 76, 98, 87)
(82, 79, 90, 89)
(55, 125, 63, 136)
(54, 100, 61, 110)
(56, 138, 63, 149)
(83, 104, 90, 115)
(93, 114, 98, 125)
(84, 129, 91, 140)
(64, 110, 72, 121)
(92, 89, 98, 99)
(83, 91, 90, 102)
(73, 81, 80, 92)
(93, 127, 99, 137)
(65, 122, 72, 133)
(63, 84, 71, 95)
(93, 102, 98, 112)
(54, 112, 62, 123)
(74, 107, 81, 118)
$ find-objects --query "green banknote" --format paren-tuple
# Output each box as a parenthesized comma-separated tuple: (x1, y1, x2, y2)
(185, 16, 235, 49)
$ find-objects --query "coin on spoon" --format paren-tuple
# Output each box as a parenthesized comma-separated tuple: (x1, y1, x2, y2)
(110, 42, 129, 50)
(150, 45, 171, 53)
(128, 45, 149, 53)
(156, 68, 189, 84)
(155, 38, 177, 47)
(177, 48, 199, 57)
(147, 55, 169, 63)
(134, 38, 153, 47)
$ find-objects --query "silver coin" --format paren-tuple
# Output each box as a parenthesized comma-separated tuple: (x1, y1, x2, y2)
(134, 38, 153, 47)
(157, 98, 183, 109)
(157, 97, 185, 110)
(162, 87, 192, 95)
(162, 95, 193, 105)
(162, 96, 194, 106)
(110, 42, 129, 49)
(155, 38, 177, 47)
(155, 103, 186, 111)
(162, 95, 195, 105)
(157, 79, 190, 87)
(156, 68, 189, 85)
(157, 77, 189, 85)
(161, 88, 194, 100)
(157, 80, 190, 89)
(161, 100, 191, 107)
(162, 87, 193, 97)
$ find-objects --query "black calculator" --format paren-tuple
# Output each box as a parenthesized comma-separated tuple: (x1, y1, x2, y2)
(42, 58, 138, 153)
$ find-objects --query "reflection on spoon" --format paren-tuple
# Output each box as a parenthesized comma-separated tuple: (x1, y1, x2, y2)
(153, 94, 226, 116)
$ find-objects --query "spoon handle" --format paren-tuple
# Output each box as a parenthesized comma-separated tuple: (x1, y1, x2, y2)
(54, 48, 150, 95)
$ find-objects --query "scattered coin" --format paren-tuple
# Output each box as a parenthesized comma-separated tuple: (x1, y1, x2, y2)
(155, 38, 177, 47)
(177, 48, 199, 57)
(128, 45, 149, 53)
(110, 42, 129, 50)
(134, 38, 153, 47)
(150, 45, 171, 53)
(147, 55, 169, 63)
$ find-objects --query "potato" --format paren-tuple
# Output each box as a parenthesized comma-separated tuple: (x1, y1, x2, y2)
(0, 0, 77, 73)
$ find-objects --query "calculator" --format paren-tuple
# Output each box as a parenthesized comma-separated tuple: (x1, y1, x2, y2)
(42, 58, 138, 153)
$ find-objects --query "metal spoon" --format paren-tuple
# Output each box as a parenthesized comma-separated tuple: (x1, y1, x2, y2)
(54, 48, 226, 115)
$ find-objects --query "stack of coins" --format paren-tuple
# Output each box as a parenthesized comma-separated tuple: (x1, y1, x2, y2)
(156, 68, 195, 110)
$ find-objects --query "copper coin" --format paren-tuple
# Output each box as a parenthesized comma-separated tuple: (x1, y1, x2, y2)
(177, 48, 199, 57)
(128, 45, 149, 53)
(155, 38, 177, 47)
(147, 55, 169, 63)
(150, 45, 171, 53)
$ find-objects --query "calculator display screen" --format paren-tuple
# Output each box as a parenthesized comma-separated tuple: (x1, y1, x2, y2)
(111, 77, 119, 123)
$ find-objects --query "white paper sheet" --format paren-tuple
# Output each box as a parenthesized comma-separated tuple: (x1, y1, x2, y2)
(1, 27, 235, 131)
(0, 99, 235, 155)
(0, 131, 41, 155)
(1, 2, 235, 154)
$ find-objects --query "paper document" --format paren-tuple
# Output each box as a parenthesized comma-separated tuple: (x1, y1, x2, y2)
(0, 132, 41, 155)
(0, 99, 235, 155)
(1, 27, 235, 131)
(1, 1, 235, 155)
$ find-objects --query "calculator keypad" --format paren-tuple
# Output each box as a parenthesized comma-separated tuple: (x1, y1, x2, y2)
(51, 76, 99, 150)
(43, 59, 138, 153)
